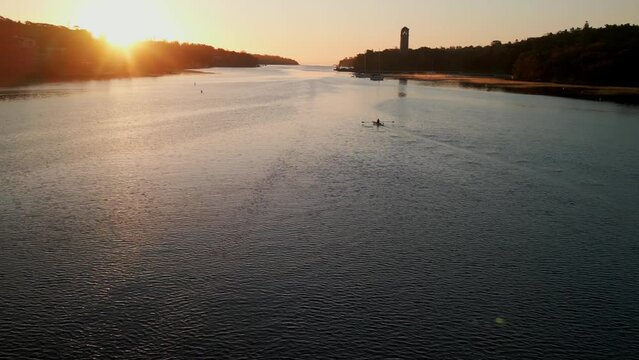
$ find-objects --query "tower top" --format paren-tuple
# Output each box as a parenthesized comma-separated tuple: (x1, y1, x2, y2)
(400, 27, 409, 53)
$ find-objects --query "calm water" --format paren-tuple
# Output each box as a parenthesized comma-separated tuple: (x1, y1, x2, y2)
(1, 66, 638, 358)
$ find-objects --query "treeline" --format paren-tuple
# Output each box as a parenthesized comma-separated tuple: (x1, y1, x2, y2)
(0, 16, 297, 86)
(254, 54, 299, 65)
(339, 23, 639, 86)
(130, 41, 259, 73)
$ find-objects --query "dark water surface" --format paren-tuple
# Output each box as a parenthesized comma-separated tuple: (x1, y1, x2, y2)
(1, 66, 638, 358)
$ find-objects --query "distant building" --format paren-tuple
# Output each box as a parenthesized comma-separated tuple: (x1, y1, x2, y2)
(400, 27, 409, 54)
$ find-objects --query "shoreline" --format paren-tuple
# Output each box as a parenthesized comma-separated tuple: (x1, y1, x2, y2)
(0, 70, 200, 88)
(0, 65, 296, 88)
(385, 73, 639, 105)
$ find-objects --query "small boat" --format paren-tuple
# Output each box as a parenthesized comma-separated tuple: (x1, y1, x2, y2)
(353, 52, 371, 79)
(372, 120, 384, 127)
(370, 73, 384, 81)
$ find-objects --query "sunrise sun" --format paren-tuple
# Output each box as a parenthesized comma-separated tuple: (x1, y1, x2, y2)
(72, 0, 180, 47)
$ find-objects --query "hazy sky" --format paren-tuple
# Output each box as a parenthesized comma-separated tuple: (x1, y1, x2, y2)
(1, 0, 638, 64)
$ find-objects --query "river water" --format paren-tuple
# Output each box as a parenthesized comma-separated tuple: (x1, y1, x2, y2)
(1, 66, 638, 358)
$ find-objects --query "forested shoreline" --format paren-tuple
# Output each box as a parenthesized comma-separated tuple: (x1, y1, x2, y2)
(339, 24, 639, 87)
(0, 16, 298, 86)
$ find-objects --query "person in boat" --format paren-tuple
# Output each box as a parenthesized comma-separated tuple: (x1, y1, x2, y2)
(374, 119, 382, 126)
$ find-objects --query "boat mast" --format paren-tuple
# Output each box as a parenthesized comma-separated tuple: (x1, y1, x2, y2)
(364, 52, 367, 74)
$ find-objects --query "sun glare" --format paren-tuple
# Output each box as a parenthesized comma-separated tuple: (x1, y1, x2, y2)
(72, 0, 180, 48)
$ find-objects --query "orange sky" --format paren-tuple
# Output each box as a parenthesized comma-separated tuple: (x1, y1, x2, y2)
(1, 0, 638, 65)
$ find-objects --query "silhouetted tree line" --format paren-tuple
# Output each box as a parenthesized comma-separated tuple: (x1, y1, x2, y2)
(254, 54, 299, 65)
(339, 23, 639, 86)
(0, 16, 297, 86)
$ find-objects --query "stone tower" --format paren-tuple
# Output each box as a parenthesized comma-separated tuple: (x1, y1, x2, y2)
(400, 27, 409, 54)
